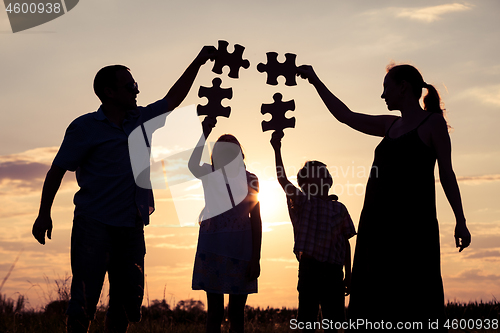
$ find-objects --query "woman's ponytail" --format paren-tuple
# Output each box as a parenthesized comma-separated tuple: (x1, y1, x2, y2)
(423, 83, 443, 114)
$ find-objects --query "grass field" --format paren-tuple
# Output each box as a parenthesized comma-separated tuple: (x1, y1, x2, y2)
(1, 275, 499, 332)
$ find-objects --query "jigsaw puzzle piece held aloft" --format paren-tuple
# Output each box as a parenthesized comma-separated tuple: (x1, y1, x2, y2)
(197, 78, 233, 119)
(261, 93, 296, 133)
(257, 52, 298, 86)
(212, 40, 250, 79)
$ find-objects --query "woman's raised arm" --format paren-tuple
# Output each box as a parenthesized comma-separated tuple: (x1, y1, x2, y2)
(297, 65, 397, 137)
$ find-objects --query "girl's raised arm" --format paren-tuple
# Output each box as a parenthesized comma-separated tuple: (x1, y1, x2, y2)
(297, 65, 397, 137)
(188, 117, 217, 178)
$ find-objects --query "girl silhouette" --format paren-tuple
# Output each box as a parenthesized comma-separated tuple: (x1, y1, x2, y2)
(188, 117, 261, 333)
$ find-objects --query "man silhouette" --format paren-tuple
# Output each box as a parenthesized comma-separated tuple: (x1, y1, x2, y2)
(32, 45, 216, 333)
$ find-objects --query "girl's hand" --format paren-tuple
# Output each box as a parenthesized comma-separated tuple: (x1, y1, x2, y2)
(202, 116, 217, 138)
(246, 258, 260, 281)
(455, 222, 471, 252)
(296, 65, 319, 84)
(270, 130, 284, 150)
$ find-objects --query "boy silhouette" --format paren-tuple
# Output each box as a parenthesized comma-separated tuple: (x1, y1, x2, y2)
(271, 131, 356, 332)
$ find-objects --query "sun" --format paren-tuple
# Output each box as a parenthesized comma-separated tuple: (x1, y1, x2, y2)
(257, 180, 287, 221)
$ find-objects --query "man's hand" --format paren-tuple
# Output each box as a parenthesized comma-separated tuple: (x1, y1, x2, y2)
(194, 45, 217, 66)
(32, 214, 53, 245)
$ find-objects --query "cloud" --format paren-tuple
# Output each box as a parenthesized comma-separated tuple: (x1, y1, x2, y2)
(265, 257, 297, 263)
(0, 147, 59, 193)
(436, 174, 500, 185)
(395, 3, 473, 23)
(465, 250, 500, 259)
(150, 243, 196, 250)
(462, 85, 500, 107)
(448, 269, 500, 282)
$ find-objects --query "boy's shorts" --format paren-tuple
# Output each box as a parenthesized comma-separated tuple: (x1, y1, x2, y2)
(66, 215, 145, 322)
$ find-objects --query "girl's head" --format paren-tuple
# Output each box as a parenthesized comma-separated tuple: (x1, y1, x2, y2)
(211, 134, 245, 170)
(384, 64, 443, 114)
(297, 161, 333, 197)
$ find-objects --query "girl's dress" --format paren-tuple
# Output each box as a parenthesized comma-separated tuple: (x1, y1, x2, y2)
(192, 163, 259, 294)
(348, 113, 447, 329)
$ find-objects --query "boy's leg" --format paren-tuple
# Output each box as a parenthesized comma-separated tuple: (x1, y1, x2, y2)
(106, 221, 146, 333)
(228, 294, 248, 333)
(67, 215, 109, 333)
(319, 264, 345, 333)
(297, 257, 321, 332)
(206, 292, 224, 333)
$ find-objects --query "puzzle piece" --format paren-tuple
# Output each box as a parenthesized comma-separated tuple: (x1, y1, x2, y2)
(212, 40, 250, 79)
(257, 52, 298, 86)
(261, 93, 296, 133)
(197, 78, 233, 119)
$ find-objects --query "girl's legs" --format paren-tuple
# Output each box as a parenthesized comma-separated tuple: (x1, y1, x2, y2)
(228, 294, 248, 333)
(206, 292, 224, 333)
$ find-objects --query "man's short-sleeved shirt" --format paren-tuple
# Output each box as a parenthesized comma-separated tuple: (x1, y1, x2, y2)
(53, 99, 168, 227)
(288, 190, 356, 265)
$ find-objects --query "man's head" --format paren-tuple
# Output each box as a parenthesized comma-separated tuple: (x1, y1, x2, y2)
(93, 65, 139, 109)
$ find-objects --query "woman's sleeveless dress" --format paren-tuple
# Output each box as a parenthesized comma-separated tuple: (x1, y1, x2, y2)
(348, 114, 447, 330)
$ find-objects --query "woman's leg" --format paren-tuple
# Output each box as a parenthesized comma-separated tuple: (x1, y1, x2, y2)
(228, 294, 248, 333)
(206, 292, 224, 333)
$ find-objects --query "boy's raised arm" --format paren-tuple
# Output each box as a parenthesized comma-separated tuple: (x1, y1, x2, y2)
(270, 131, 299, 197)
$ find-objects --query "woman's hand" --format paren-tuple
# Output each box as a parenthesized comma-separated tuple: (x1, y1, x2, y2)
(455, 222, 471, 252)
(296, 65, 319, 85)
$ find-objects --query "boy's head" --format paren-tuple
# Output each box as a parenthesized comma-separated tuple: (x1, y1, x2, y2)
(297, 161, 333, 197)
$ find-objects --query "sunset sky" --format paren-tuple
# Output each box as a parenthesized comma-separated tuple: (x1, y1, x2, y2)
(1, 1, 499, 310)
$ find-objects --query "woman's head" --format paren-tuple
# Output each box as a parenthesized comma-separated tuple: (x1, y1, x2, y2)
(384, 64, 443, 114)
(211, 134, 245, 169)
(297, 161, 333, 196)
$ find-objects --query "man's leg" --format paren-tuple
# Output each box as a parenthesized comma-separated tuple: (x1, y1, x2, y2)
(228, 294, 248, 333)
(67, 216, 109, 333)
(206, 292, 224, 333)
(106, 222, 145, 333)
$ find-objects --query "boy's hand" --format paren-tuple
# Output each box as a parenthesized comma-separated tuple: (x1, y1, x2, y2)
(202, 116, 217, 138)
(296, 65, 319, 84)
(194, 45, 217, 66)
(270, 130, 284, 150)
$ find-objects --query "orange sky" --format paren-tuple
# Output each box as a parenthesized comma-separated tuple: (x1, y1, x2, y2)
(1, 1, 499, 310)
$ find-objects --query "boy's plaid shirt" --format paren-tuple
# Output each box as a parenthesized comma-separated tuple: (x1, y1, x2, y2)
(288, 190, 356, 265)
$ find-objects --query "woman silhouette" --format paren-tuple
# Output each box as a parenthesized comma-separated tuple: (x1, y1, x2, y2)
(297, 64, 471, 330)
